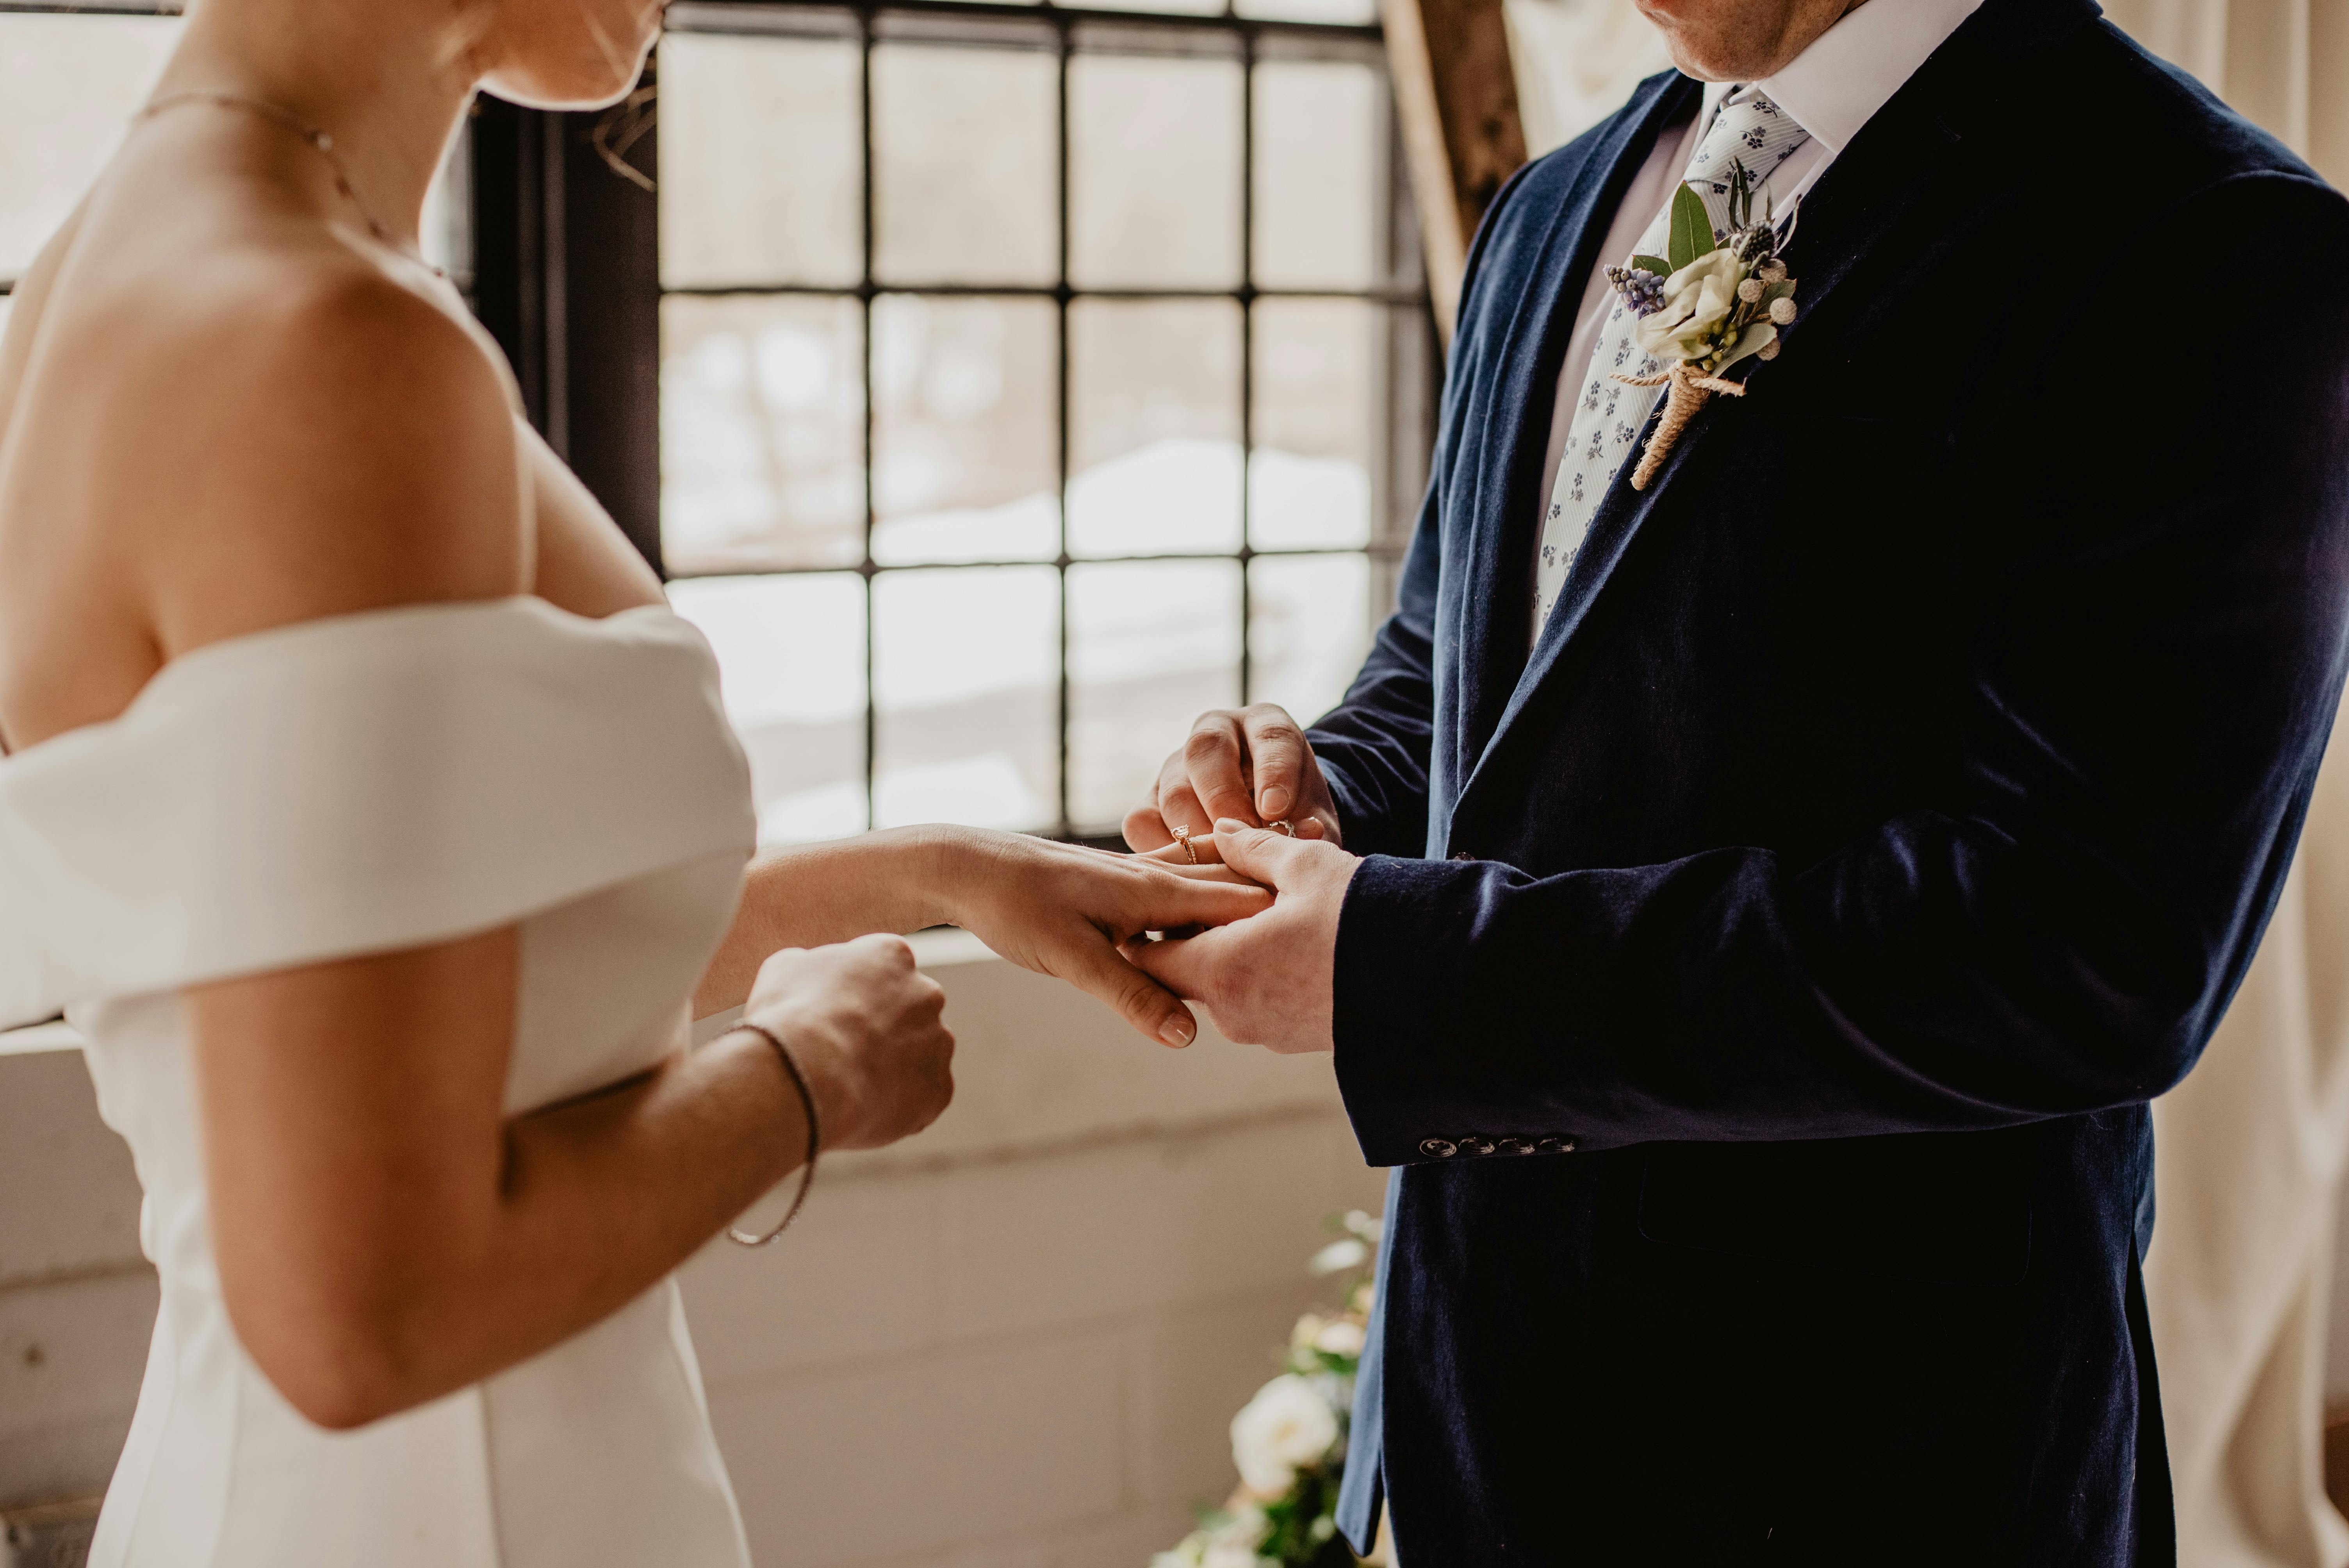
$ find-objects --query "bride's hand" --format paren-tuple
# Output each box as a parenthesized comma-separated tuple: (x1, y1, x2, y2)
(930, 829, 1273, 1048)
(745, 935, 956, 1152)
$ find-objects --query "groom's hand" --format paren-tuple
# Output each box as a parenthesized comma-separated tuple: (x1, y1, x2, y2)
(1122, 820, 1359, 1054)
(1123, 704, 1344, 858)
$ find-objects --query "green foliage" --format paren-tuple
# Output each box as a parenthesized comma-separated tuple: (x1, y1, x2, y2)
(1630, 253, 1672, 278)
(1667, 182, 1716, 272)
(1256, 1469, 1358, 1568)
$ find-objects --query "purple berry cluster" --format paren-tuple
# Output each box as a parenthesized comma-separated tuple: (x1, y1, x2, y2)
(1607, 265, 1667, 317)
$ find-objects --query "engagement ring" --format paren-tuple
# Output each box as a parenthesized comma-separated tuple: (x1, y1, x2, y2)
(1172, 824, 1199, 864)
(1269, 820, 1296, 837)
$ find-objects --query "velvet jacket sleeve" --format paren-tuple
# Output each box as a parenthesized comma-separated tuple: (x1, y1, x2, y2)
(1332, 171, 2349, 1165)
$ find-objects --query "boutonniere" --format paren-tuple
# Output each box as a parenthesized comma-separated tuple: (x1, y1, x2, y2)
(1604, 161, 1801, 490)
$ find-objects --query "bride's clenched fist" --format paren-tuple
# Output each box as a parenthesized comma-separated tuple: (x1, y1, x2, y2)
(743, 934, 955, 1152)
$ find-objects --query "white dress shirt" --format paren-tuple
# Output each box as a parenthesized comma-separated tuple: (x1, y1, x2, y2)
(1532, 0, 1987, 556)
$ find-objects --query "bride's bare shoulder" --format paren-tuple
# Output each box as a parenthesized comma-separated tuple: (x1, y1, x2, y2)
(38, 239, 528, 656)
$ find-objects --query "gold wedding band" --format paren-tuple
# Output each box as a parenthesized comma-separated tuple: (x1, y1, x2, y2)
(1269, 819, 1296, 837)
(1172, 824, 1199, 864)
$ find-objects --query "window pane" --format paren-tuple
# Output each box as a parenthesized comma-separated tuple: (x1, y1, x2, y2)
(1069, 560, 1240, 831)
(1250, 298, 1378, 551)
(669, 574, 870, 845)
(659, 33, 861, 289)
(1069, 54, 1242, 289)
(873, 566, 1059, 831)
(1252, 61, 1381, 290)
(0, 15, 182, 280)
(872, 295, 1058, 566)
(1248, 554, 1371, 723)
(1235, 0, 1379, 21)
(661, 294, 865, 574)
(1068, 298, 1241, 558)
(873, 44, 1057, 286)
(1079, 0, 1225, 16)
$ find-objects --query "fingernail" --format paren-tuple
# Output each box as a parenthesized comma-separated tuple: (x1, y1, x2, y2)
(1260, 787, 1291, 818)
(1215, 818, 1249, 835)
(1159, 1014, 1195, 1048)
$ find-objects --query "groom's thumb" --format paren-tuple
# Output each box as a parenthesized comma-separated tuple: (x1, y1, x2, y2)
(1213, 818, 1299, 886)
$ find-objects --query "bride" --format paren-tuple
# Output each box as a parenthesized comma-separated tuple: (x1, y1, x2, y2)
(0, 0, 1267, 1562)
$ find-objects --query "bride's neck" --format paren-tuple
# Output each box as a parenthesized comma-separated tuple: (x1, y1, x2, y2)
(156, 0, 485, 251)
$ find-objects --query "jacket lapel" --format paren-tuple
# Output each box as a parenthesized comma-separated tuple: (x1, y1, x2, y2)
(1446, 73, 1704, 780)
(1447, 0, 2102, 837)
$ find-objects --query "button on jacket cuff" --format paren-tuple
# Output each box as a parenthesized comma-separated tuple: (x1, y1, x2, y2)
(1333, 853, 1583, 1167)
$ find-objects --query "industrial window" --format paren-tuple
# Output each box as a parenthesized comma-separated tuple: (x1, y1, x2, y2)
(654, 0, 1435, 845)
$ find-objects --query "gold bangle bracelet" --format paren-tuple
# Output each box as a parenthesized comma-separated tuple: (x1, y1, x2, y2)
(725, 1021, 820, 1247)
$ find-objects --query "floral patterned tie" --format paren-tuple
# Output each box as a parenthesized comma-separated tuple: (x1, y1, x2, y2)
(1529, 87, 1812, 641)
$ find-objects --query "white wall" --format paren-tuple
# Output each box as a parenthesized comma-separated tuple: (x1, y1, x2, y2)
(0, 935, 1386, 1566)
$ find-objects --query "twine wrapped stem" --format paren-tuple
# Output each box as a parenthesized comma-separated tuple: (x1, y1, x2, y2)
(1613, 360, 1747, 490)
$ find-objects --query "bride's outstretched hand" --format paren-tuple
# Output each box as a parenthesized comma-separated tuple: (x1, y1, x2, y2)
(931, 829, 1273, 1048)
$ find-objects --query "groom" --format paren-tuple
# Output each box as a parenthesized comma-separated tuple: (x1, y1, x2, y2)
(1123, 0, 2349, 1558)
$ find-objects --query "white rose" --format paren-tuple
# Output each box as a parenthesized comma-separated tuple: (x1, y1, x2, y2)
(1633, 249, 1744, 364)
(1309, 1238, 1368, 1276)
(1312, 1318, 1367, 1357)
(1201, 1547, 1265, 1568)
(1230, 1373, 1341, 1493)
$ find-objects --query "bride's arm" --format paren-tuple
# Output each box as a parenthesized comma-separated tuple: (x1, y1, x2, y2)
(114, 270, 953, 1431)
(124, 267, 1262, 1433)
(692, 829, 1273, 1049)
(191, 926, 945, 1432)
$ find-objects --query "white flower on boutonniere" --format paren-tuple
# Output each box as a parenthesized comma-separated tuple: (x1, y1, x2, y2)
(1230, 1373, 1342, 1494)
(1602, 159, 1802, 490)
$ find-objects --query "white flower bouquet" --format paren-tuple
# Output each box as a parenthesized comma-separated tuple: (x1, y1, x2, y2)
(1151, 1212, 1384, 1568)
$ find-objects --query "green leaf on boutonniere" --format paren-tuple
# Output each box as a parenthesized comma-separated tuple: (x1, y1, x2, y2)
(1667, 183, 1715, 271)
(1760, 278, 1798, 307)
(1631, 253, 1672, 277)
(1718, 321, 1777, 371)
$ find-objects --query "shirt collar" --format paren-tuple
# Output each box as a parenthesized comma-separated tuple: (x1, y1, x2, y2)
(1697, 0, 1984, 153)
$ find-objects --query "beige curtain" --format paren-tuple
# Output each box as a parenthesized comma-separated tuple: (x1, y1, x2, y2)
(1503, 0, 1671, 157)
(2104, 4, 2349, 1563)
(2104, 0, 2349, 186)
(2146, 686, 2349, 1568)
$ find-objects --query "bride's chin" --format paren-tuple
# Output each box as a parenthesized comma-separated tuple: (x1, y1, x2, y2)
(476, 2, 664, 111)
(479, 52, 656, 112)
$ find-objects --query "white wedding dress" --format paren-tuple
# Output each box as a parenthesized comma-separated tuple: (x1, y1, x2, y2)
(0, 597, 761, 1567)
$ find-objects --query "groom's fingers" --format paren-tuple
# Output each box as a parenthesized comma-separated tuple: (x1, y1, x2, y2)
(1238, 706, 1309, 822)
(1183, 714, 1265, 830)
(1211, 818, 1309, 887)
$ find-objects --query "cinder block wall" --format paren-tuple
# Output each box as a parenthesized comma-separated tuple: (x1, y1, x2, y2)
(0, 934, 1384, 1566)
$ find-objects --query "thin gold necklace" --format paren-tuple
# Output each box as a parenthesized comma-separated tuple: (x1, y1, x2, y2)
(137, 91, 448, 280)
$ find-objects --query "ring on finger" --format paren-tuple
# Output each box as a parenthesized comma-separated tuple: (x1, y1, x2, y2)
(1171, 824, 1199, 864)
(1268, 819, 1296, 837)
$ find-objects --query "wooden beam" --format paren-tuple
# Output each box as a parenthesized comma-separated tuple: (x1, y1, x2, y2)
(1384, 0, 1529, 340)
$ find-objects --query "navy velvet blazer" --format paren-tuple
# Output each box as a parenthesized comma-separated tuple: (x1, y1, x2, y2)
(1314, 0, 2349, 1561)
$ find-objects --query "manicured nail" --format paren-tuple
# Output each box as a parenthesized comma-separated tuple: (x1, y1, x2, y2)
(1159, 1014, 1196, 1048)
(1215, 818, 1249, 835)
(1260, 786, 1291, 818)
